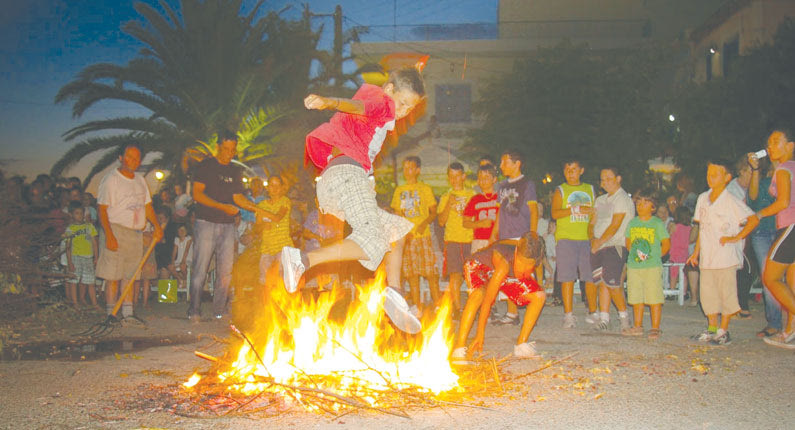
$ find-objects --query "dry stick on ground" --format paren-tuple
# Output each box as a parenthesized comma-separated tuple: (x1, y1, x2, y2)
(491, 358, 503, 392)
(508, 352, 579, 381)
(227, 325, 410, 418)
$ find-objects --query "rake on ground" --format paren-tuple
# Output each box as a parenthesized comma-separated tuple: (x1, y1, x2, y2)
(73, 239, 156, 337)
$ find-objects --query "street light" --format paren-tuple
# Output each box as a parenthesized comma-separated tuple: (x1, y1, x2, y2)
(154, 170, 165, 181)
(668, 114, 676, 122)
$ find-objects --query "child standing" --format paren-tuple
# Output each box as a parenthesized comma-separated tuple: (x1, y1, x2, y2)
(391, 156, 438, 316)
(624, 190, 670, 339)
(688, 160, 758, 345)
(437, 162, 475, 315)
(64, 201, 99, 309)
(668, 206, 695, 296)
(463, 163, 499, 254)
(258, 175, 293, 284)
(551, 158, 595, 328)
(172, 224, 193, 291)
(451, 231, 546, 361)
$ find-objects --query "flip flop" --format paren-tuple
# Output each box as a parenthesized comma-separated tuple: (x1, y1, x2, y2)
(382, 287, 422, 334)
(757, 326, 779, 338)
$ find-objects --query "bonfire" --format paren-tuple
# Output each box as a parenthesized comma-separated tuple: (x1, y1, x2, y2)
(182, 271, 466, 416)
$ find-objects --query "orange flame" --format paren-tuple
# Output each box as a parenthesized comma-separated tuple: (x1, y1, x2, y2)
(185, 270, 459, 409)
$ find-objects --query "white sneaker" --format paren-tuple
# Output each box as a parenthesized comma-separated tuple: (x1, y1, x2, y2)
(451, 347, 467, 359)
(585, 312, 600, 324)
(595, 320, 609, 331)
(383, 287, 422, 334)
(619, 314, 631, 331)
(450, 346, 474, 365)
(513, 342, 539, 358)
(563, 313, 577, 329)
(763, 331, 795, 349)
(280, 246, 306, 293)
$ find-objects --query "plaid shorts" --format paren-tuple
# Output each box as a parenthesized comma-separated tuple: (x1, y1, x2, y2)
(317, 164, 413, 271)
(464, 259, 542, 306)
(69, 255, 95, 284)
(402, 234, 438, 278)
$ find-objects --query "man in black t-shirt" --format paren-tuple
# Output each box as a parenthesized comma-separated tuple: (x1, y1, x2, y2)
(188, 132, 265, 321)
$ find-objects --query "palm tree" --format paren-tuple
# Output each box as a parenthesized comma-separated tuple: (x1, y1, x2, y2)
(53, 0, 318, 183)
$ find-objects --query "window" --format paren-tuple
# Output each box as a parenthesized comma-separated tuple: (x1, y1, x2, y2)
(435, 84, 471, 123)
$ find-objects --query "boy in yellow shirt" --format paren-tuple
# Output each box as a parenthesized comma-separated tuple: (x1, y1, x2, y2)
(438, 162, 475, 315)
(391, 156, 438, 316)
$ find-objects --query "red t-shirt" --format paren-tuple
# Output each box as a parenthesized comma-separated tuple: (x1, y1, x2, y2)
(305, 84, 395, 173)
(463, 193, 499, 240)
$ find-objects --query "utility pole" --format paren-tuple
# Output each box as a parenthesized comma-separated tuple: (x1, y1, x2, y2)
(308, 4, 345, 90)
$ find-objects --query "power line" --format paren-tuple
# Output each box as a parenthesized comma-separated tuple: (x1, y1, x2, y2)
(343, 15, 509, 76)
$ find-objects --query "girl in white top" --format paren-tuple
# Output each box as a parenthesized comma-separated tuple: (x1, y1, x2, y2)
(172, 224, 193, 285)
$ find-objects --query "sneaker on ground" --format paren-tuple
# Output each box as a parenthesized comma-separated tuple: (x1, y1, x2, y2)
(710, 331, 732, 345)
(690, 330, 715, 342)
(513, 342, 539, 358)
(450, 346, 475, 365)
(584, 312, 600, 324)
(488, 308, 503, 323)
(383, 287, 422, 334)
(595, 320, 609, 331)
(563, 313, 577, 329)
(451, 346, 467, 360)
(496, 314, 520, 326)
(762, 331, 795, 349)
(619, 315, 631, 331)
(280, 246, 306, 293)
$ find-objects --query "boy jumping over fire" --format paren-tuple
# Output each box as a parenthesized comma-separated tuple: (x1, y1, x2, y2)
(279, 68, 425, 333)
(452, 231, 547, 362)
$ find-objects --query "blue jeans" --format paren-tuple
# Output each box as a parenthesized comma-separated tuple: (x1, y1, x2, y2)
(751, 230, 782, 329)
(189, 219, 236, 317)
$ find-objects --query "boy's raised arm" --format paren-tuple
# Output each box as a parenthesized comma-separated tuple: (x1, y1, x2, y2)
(304, 94, 365, 115)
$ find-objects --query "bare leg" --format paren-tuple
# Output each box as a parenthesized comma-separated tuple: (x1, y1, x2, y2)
(609, 286, 628, 312)
(454, 289, 484, 349)
(448, 272, 463, 311)
(307, 239, 368, 268)
(764, 260, 795, 315)
(719, 312, 732, 331)
(78, 282, 88, 306)
(142, 280, 150, 308)
(384, 236, 406, 288)
(517, 291, 546, 344)
(584, 281, 598, 314)
(598, 283, 610, 313)
(428, 275, 441, 306)
(562, 281, 574, 313)
(86, 283, 99, 309)
(66, 282, 77, 307)
(632, 303, 644, 328)
(132, 281, 140, 307)
(506, 301, 518, 316)
(687, 270, 699, 305)
(408, 275, 421, 309)
(707, 313, 719, 329)
(105, 280, 119, 313)
(650, 303, 662, 330)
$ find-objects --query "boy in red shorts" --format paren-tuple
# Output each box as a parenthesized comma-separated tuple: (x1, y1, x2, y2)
(451, 231, 547, 361)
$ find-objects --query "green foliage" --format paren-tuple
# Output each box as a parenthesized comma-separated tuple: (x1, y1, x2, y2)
(54, 0, 317, 183)
(468, 40, 674, 192)
(671, 19, 795, 178)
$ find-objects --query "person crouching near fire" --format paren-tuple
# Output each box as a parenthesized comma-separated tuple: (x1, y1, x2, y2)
(451, 231, 546, 362)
